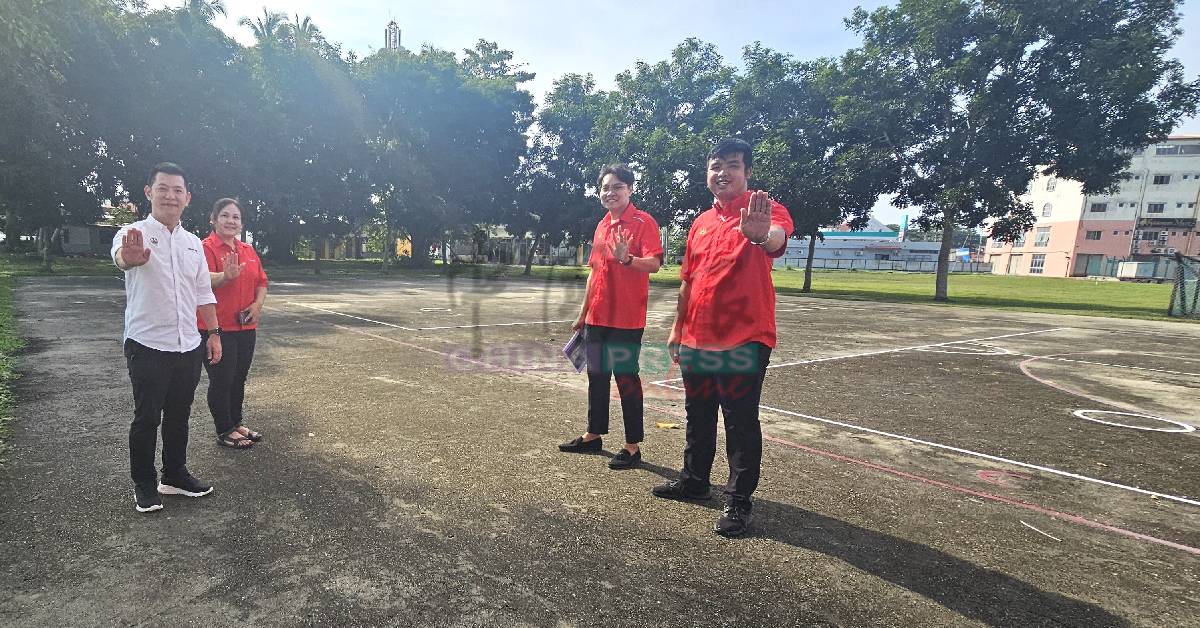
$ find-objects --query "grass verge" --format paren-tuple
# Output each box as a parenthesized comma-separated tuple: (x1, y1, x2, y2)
(0, 276, 23, 461)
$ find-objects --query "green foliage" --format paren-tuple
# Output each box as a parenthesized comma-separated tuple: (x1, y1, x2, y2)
(0, 1, 1193, 298)
(838, 0, 1200, 299)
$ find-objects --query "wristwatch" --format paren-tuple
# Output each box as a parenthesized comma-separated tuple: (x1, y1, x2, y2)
(207, 327, 222, 336)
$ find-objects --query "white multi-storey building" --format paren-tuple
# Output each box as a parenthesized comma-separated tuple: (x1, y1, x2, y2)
(986, 135, 1200, 276)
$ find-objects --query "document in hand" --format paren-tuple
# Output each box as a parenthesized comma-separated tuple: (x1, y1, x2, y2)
(563, 329, 586, 373)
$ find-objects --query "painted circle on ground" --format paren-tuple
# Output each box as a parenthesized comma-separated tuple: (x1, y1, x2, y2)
(1072, 410, 1195, 433)
(916, 343, 1012, 356)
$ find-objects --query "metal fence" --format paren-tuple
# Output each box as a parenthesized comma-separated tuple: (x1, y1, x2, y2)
(777, 258, 993, 273)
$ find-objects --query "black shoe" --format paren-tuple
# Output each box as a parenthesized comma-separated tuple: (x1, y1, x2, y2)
(608, 448, 641, 469)
(134, 482, 163, 513)
(558, 435, 602, 453)
(714, 501, 753, 537)
(158, 470, 214, 498)
(651, 479, 712, 501)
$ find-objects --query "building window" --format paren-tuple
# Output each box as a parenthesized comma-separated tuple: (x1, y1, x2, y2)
(1190, 203, 1197, 208)
(1153, 174, 1171, 185)
(1156, 145, 1179, 155)
(1147, 203, 1165, 213)
(1178, 202, 1185, 208)
(1125, 231, 1132, 235)
(1186, 174, 1192, 179)
(1030, 254, 1045, 274)
(854, 250, 863, 256)
(1042, 203, 1052, 217)
(1014, 233, 1026, 247)
(1034, 227, 1051, 247)
(1118, 202, 1125, 207)
(1046, 177, 1057, 192)
(1130, 202, 1138, 208)
(1086, 231, 1102, 240)
(1133, 175, 1141, 180)
(1089, 203, 1108, 213)
(1113, 230, 1119, 235)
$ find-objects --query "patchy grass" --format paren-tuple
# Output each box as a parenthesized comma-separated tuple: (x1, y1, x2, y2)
(0, 252, 118, 277)
(0, 276, 22, 459)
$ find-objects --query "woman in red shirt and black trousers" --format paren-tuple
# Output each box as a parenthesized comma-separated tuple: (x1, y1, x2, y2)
(559, 164, 663, 469)
(200, 198, 269, 449)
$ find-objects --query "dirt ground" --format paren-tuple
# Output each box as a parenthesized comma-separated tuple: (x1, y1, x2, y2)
(1, 274, 1197, 627)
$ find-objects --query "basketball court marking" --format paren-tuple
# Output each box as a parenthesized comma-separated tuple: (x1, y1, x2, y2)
(656, 379, 1200, 507)
(650, 328, 1069, 386)
(280, 307, 1200, 556)
(1072, 410, 1195, 433)
(288, 301, 572, 332)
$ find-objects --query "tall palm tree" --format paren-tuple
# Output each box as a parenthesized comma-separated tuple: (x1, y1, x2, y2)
(184, 0, 225, 22)
(238, 8, 287, 47)
(289, 14, 321, 49)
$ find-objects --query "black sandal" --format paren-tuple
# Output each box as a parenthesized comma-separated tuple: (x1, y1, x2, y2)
(241, 428, 263, 442)
(218, 432, 254, 449)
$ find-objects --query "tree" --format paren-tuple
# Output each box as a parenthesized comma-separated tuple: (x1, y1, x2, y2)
(510, 73, 606, 275)
(593, 39, 736, 228)
(840, 0, 1200, 300)
(238, 8, 286, 49)
(727, 47, 898, 291)
(357, 45, 534, 267)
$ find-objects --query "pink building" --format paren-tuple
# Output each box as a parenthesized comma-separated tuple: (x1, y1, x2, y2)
(986, 135, 1200, 277)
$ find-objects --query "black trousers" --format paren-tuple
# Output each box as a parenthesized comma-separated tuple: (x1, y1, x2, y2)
(584, 324, 645, 444)
(202, 329, 257, 436)
(124, 339, 203, 484)
(676, 342, 772, 504)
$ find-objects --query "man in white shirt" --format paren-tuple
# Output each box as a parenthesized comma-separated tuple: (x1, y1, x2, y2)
(112, 162, 223, 513)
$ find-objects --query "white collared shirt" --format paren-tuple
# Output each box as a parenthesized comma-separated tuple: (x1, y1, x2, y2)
(111, 215, 217, 352)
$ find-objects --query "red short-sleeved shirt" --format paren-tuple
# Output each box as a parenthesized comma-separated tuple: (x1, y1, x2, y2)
(585, 204, 664, 329)
(197, 232, 269, 331)
(679, 191, 794, 350)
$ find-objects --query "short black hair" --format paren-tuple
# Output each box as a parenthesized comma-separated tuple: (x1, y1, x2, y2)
(147, 162, 188, 189)
(596, 163, 635, 190)
(707, 138, 753, 172)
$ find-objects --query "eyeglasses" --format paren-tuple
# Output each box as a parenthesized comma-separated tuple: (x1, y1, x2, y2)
(600, 184, 628, 193)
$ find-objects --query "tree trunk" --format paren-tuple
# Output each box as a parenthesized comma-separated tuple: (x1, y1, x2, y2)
(934, 209, 958, 301)
(382, 227, 395, 273)
(39, 227, 55, 272)
(802, 228, 818, 293)
(409, 232, 432, 268)
(523, 234, 539, 276)
(3, 206, 17, 253)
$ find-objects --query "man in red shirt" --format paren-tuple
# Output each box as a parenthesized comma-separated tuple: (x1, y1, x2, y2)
(652, 138, 793, 537)
(559, 164, 663, 469)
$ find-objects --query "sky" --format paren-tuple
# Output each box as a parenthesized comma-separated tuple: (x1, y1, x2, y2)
(152, 0, 1200, 226)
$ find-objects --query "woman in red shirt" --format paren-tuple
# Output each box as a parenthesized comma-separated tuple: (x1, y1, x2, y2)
(199, 198, 269, 449)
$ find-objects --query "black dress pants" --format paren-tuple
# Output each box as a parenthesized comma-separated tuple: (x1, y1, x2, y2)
(676, 342, 772, 504)
(124, 339, 203, 484)
(202, 329, 257, 436)
(584, 324, 645, 444)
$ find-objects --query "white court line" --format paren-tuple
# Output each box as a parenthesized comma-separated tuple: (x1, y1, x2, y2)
(413, 319, 573, 331)
(655, 381, 1200, 507)
(288, 302, 416, 330)
(651, 327, 1069, 386)
(289, 301, 572, 332)
(767, 328, 1068, 369)
(1014, 354, 1200, 378)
